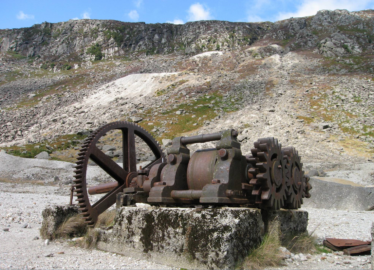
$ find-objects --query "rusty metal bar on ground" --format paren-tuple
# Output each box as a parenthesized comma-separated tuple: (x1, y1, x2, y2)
(343, 245, 371, 255)
(323, 238, 372, 255)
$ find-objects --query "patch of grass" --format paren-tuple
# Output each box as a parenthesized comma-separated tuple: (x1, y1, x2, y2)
(1, 133, 87, 160)
(243, 224, 282, 269)
(285, 232, 316, 254)
(96, 209, 116, 228)
(155, 80, 188, 96)
(82, 228, 101, 249)
(79, 210, 116, 249)
(7, 50, 26, 60)
(296, 115, 314, 124)
(138, 92, 225, 140)
(54, 214, 87, 239)
(315, 245, 332, 254)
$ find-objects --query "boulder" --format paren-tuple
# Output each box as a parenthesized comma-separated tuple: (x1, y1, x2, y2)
(35, 151, 50, 159)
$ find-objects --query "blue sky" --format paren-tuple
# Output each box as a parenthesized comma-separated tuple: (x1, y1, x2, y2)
(1, 0, 374, 29)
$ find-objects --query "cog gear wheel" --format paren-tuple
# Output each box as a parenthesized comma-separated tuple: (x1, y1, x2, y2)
(73, 121, 164, 226)
(283, 146, 304, 209)
(250, 137, 287, 210)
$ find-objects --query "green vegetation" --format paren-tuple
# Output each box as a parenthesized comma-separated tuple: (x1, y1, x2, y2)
(1, 133, 87, 160)
(155, 80, 188, 96)
(62, 63, 72, 70)
(40, 63, 49, 70)
(7, 50, 26, 60)
(315, 245, 332, 254)
(104, 30, 124, 47)
(87, 43, 103, 60)
(342, 44, 352, 54)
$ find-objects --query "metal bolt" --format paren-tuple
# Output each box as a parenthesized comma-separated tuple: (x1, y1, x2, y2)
(218, 149, 228, 159)
(168, 154, 177, 164)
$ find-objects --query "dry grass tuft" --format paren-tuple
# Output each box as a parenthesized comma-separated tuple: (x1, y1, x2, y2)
(285, 232, 316, 254)
(243, 225, 283, 269)
(54, 214, 87, 239)
(81, 228, 102, 249)
(95, 209, 116, 228)
(78, 209, 117, 249)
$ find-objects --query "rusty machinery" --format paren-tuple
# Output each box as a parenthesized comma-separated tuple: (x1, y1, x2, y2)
(73, 121, 311, 226)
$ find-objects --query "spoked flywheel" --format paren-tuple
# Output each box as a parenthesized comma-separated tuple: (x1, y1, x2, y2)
(73, 121, 164, 226)
(250, 137, 287, 210)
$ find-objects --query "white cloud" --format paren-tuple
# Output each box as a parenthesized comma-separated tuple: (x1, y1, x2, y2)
(247, 15, 265, 23)
(128, 10, 139, 21)
(82, 11, 90, 19)
(277, 0, 374, 20)
(72, 17, 79, 20)
(134, 0, 143, 8)
(187, 3, 212, 21)
(167, 19, 184, 24)
(16, 11, 34, 20)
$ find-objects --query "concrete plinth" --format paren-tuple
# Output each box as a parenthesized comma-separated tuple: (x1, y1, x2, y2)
(96, 207, 308, 269)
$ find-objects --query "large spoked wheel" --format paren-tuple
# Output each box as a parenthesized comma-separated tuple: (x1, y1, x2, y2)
(251, 137, 287, 210)
(73, 121, 164, 226)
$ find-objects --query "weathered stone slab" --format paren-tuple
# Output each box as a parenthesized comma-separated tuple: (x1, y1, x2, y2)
(97, 206, 308, 269)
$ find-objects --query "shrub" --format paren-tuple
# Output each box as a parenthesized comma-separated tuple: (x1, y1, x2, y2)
(87, 43, 103, 60)
(62, 63, 72, 70)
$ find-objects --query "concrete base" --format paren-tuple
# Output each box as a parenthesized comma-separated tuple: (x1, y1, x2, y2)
(96, 206, 308, 269)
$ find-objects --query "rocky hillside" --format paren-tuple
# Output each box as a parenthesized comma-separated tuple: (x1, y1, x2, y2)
(0, 9, 373, 165)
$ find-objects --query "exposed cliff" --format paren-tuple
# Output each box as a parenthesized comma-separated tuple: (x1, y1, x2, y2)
(1, 9, 373, 63)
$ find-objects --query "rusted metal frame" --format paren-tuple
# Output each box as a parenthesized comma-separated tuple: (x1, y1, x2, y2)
(122, 126, 136, 172)
(90, 145, 128, 184)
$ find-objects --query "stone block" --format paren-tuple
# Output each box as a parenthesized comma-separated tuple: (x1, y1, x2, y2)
(262, 209, 309, 245)
(96, 207, 308, 269)
(40, 205, 79, 240)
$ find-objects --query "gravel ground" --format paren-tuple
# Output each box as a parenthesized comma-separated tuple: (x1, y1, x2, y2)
(0, 184, 372, 269)
(0, 189, 173, 269)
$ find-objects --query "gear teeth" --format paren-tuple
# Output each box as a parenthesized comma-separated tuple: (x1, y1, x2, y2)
(259, 143, 268, 152)
(250, 148, 258, 156)
(256, 163, 268, 171)
(248, 168, 258, 174)
(261, 190, 270, 200)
